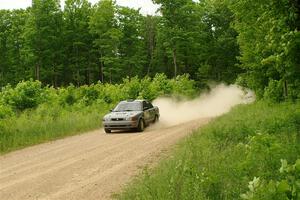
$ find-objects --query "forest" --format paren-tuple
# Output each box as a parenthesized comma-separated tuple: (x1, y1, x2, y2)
(0, 0, 298, 100)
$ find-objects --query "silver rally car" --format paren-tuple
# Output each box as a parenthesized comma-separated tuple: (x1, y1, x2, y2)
(102, 100, 160, 133)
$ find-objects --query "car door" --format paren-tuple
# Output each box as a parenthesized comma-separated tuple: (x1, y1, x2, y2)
(146, 101, 155, 121)
(142, 101, 151, 123)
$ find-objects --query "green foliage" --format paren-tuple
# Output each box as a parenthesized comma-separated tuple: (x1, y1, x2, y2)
(0, 104, 14, 119)
(263, 80, 284, 102)
(89, 0, 122, 82)
(122, 76, 142, 100)
(1, 80, 47, 111)
(58, 85, 78, 106)
(151, 0, 240, 85)
(0, 0, 242, 90)
(117, 101, 300, 199)
(23, 0, 63, 83)
(230, 0, 300, 100)
(117, 7, 146, 78)
(0, 102, 109, 153)
(241, 159, 300, 200)
(150, 73, 173, 96)
(171, 74, 197, 98)
(0, 0, 299, 101)
(0, 75, 196, 153)
(137, 77, 157, 101)
(63, 0, 93, 85)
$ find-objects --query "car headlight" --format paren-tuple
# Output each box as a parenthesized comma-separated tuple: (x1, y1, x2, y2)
(103, 117, 110, 121)
(126, 115, 138, 121)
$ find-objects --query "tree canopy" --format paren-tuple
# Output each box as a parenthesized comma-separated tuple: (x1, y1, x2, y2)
(0, 0, 299, 100)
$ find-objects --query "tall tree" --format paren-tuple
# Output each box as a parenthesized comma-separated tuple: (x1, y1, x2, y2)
(0, 10, 11, 86)
(23, 0, 63, 86)
(89, 0, 122, 83)
(197, 0, 241, 83)
(64, 0, 93, 85)
(117, 7, 146, 79)
(0, 9, 29, 87)
(229, 0, 300, 99)
(153, 0, 194, 77)
(152, 0, 211, 79)
(143, 15, 159, 76)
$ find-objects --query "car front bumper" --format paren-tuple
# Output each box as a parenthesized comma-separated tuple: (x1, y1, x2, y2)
(103, 120, 139, 130)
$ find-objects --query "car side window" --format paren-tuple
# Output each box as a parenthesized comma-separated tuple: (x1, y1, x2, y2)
(143, 101, 148, 110)
(147, 102, 154, 109)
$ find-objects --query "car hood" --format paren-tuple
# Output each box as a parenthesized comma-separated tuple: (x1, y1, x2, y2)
(104, 111, 142, 119)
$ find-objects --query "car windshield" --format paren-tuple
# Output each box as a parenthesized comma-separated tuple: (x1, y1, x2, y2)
(113, 102, 142, 112)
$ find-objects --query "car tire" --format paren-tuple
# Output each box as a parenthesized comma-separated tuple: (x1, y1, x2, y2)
(153, 115, 159, 123)
(105, 128, 111, 134)
(137, 119, 145, 132)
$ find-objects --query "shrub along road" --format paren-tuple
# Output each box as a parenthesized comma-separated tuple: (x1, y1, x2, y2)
(0, 118, 210, 200)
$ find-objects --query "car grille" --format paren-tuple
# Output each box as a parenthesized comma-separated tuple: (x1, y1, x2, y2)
(108, 125, 128, 128)
(111, 118, 125, 121)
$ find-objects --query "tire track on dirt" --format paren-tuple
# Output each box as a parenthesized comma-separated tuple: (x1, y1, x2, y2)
(0, 118, 210, 200)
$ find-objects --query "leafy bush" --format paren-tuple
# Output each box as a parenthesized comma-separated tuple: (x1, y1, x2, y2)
(0, 104, 14, 119)
(171, 74, 197, 98)
(150, 73, 173, 96)
(241, 159, 300, 200)
(138, 77, 157, 101)
(1, 80, 47, 111)
(79, 84, 100, 105)
(58, 85, 78, 106)
(264, 80, 284, 102)
(122, 76, 142, 100)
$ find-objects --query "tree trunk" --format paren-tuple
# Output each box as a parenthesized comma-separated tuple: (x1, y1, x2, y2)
(54, 73, 58, 88)
(52, 65, 55, 87)
(172, 48, 178, 78)
(109, 67, 112, 84)
(77, 69, 80, 87)
(85, 55, 91, 85)
(85, 67, 90, 85)
(35, 63, 40, 81)
(99, 51, 104, 83)
(129, 64, 133, 78)
(99, 61, 104, 83)
(147, 24, 155, 76)
(147, 62, 151, 75)
(284, 80, 288, 98)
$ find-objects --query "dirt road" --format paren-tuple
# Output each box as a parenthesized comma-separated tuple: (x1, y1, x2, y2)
(0, 119, 210, 200)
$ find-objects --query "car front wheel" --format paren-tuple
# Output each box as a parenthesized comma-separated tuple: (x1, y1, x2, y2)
(137, 119, 145, 132)
(153, 115, 159, 123)
(105, 128, 111, 134)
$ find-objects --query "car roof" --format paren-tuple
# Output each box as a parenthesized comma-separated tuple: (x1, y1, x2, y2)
(120, 100, 145, 103)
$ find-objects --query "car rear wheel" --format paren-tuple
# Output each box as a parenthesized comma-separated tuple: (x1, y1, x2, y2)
(137, 119, 145, 132)
(105, 128, 111, 134)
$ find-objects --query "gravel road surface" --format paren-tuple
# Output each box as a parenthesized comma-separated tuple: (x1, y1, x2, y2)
(0, 119, 210, 200)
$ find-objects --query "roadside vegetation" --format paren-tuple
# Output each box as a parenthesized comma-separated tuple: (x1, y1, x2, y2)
(117, 101, 300, 200)
(0, 74, 196, 153)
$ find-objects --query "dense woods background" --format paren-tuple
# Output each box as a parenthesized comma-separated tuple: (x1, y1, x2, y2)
(0, 0, 299, 100)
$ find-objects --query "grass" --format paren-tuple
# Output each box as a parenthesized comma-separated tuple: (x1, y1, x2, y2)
(0, 103, 110, 154)
(116, 101, 300, 200)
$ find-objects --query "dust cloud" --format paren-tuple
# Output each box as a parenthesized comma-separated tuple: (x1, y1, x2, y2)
(153, 84, 255, 126)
